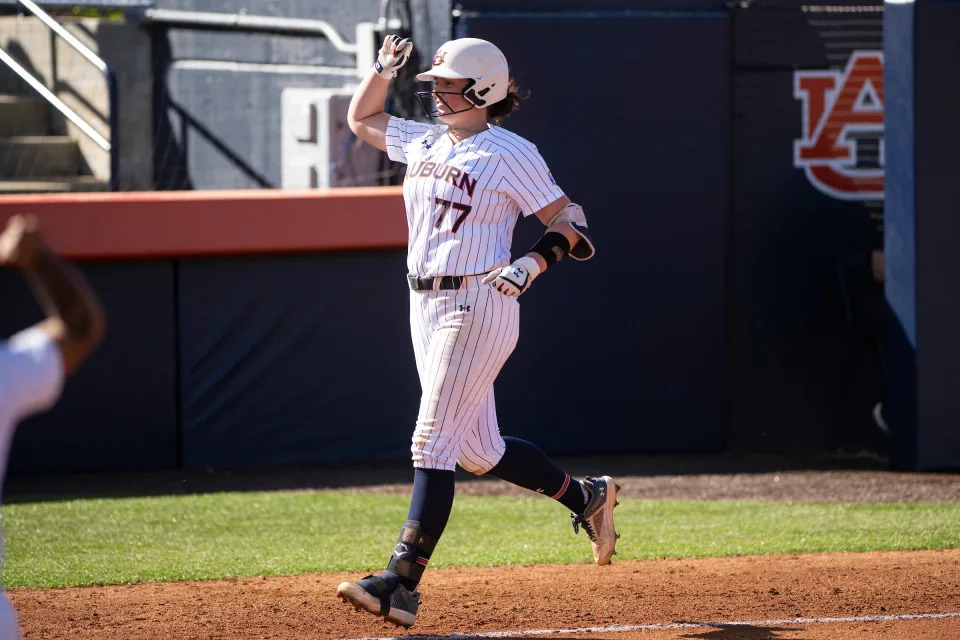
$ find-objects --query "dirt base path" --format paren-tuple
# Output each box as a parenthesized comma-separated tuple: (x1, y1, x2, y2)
(12, 549, 960, 640)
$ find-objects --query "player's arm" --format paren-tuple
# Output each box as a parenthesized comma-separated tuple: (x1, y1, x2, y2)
(526, 196, 581, 271)
(347, 35, 413, 152)
(0, 215, 105, 376)
(483, 196, 596, 297)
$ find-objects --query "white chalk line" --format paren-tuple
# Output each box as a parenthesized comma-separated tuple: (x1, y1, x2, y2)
(344, 611, 960, 640)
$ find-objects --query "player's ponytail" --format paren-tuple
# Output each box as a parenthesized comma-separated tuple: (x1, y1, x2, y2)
(486, 78, 528, 123)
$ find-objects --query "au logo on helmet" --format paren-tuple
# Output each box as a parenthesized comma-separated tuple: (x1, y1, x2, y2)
(793, 51, 884, 200)
(433, 50, 447, 66)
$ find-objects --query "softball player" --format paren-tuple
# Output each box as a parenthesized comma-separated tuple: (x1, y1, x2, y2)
(0, 215, 106, 638)
(336, 36, 620, 629)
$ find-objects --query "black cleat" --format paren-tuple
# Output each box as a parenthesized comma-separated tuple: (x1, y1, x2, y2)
(336, 574, 421, 629)
(572, 476, 622, 565)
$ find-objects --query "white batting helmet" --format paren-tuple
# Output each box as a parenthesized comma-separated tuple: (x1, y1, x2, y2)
(416, 38, 509, 108)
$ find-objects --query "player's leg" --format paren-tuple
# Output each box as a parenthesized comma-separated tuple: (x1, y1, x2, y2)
(456, 389, 581, 509)
(389, 289, 457, 591)
(409, 288, 430, 388)
(456, 388, 505, 474)
(458, 390, 622, 566)
(397, 288, 518, 583)
(409, 287, 518, 470)
(338, 287, 518, 627)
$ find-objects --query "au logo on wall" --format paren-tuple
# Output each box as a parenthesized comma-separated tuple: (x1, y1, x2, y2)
(793, 51, 884, 200)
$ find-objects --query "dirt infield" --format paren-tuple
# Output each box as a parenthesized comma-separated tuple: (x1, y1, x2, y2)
(8, 455, 960, 639)
(12, 550, 960, 639)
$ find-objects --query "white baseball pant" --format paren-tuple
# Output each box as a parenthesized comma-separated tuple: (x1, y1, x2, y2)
(408, 278, 519, 473)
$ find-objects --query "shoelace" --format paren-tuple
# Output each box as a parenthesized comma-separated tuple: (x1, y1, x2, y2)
(571, 478, 600, 540)
(571, 513, 597, 541)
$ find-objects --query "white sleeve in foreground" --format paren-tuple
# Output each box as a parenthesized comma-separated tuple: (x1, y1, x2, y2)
(0, 593, 20, 640)
(385, 116, 435, 164)
(0, 327, 65, 423)
(498, 146, 566, 216)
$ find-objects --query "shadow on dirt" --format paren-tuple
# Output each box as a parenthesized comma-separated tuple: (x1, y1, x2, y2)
(365, 627, 810, 640)
(679, 623, 809, 639)
(394, 637, 612, 640)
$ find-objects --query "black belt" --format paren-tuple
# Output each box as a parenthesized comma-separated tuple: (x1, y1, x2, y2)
(407, 275, 466, 291)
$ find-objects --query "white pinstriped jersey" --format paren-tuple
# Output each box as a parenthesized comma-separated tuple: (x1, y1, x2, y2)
(0, 329, 62, 638)
(385, 116, 565, 277)
(0, 328, 63, 492)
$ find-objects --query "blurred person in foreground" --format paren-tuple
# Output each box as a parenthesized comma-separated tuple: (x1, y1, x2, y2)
(0, 214, 105, 638)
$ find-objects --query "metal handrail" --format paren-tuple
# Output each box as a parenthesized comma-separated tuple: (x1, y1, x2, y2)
(0, 0, 119, 190)
(141, 9, 358, 54)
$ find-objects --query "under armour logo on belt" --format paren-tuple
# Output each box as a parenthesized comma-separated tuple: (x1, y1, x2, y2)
(459, 305, 471, 312)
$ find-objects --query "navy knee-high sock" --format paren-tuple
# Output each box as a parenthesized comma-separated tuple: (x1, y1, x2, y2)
(489, 437, 589, 514)
(382, 468, 454, 592)
(406, 467, 455, 537)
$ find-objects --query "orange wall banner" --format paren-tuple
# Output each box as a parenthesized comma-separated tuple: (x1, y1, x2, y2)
(0, 187, 407, 260)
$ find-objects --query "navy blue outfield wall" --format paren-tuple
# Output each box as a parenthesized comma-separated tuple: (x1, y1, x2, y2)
(0, 263, 178, 473)
(884, 0, 960, 471)
(727, 0, 886, 453)
(3, 0, 921, 473)
(2, 237, 726, 475)
(2, 245, 720, 473)
(1, 251, 428, 473)
(457, 0, 886, 457)
(0, 252, 422, 473)
(456, 6, 730, 457)
(176, 251, 422, 469)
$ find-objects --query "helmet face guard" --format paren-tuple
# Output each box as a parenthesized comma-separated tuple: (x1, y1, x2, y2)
(414, 39, 508, 118)
(415, 79, 485, 119)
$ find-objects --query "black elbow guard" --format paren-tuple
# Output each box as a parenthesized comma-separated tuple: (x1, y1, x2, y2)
(529, 232, 571, 268)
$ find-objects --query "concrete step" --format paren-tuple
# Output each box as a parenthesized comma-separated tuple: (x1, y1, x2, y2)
(0, 69, 25, 95)
(0, 136, 79, 178)
(0, 175, 109, 193)
(0, 95, 50, 137)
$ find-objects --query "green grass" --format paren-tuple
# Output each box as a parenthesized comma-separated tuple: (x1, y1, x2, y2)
(3, 492, 959, 589)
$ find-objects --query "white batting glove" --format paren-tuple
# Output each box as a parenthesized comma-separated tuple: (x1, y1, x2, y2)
(482, 256, 541, 297)
(374, 35, 413, 79)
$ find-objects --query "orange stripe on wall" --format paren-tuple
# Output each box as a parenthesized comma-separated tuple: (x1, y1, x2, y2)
(0, 187, 407, 260)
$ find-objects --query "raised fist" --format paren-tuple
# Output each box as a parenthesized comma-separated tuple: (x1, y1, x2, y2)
(375, 35, 413, 80)
(0, 214, 45, 269)
(482, 256, 541, 298)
